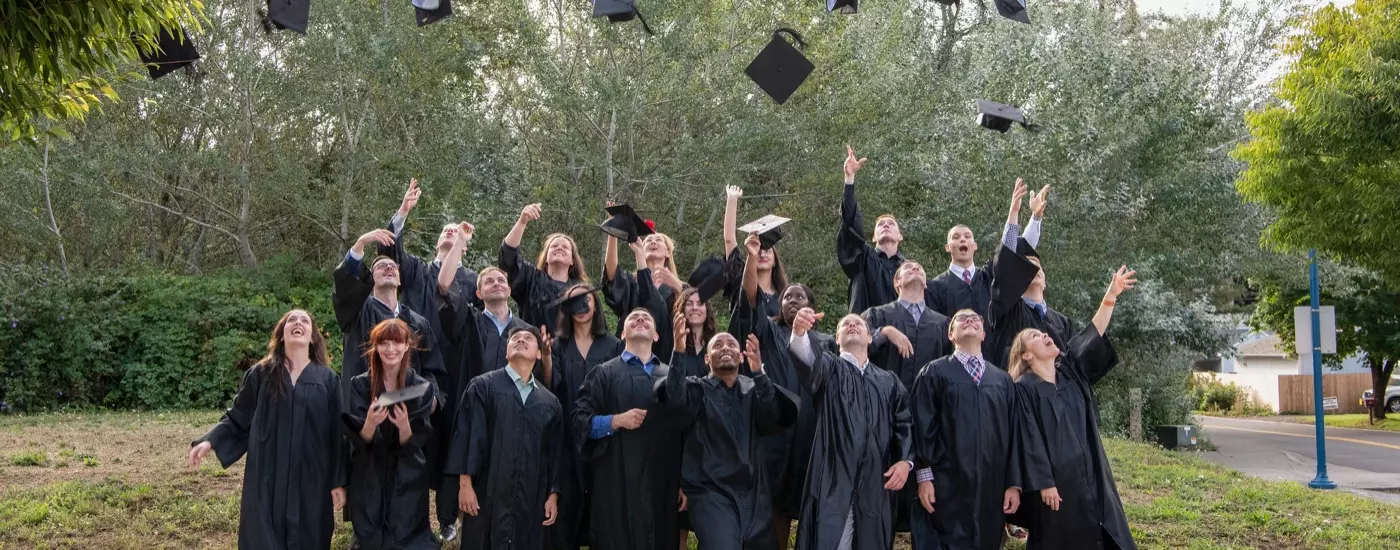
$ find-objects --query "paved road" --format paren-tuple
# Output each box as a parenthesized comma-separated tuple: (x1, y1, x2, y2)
(1198, 415, 1400, 503)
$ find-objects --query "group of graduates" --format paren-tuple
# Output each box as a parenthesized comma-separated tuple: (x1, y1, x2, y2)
(186, 146, 1139, 550)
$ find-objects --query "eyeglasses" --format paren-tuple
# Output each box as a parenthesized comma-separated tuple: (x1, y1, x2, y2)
(373, 263, 398, 273)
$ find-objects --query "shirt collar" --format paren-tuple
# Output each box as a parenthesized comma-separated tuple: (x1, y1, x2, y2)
(483, 308, 512, 325)
(948, 263, 976, 279)
(838, 351, 869, 374)
(372, 295, 401, 316)
(1022, 297, 1047, 310)
(953, 349, 983, 365)
(621, 350, 658, 368)
(506, 367, 534, 387)
(897, 297, 924, 310)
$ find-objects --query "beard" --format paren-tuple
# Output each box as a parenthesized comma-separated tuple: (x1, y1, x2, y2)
(712, 361, 740, 373)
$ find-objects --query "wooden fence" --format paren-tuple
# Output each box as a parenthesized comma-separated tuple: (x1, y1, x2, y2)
(1278, 373, 1373, 414)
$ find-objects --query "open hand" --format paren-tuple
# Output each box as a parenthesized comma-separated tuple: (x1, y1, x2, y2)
(355, 229, 395, 250)
(918, 480, 936, 513)
(882, 326, 914, 359)
(744, 334, 762, 371)
(460, 484, 480, 516)
(1009, 178, 1028, 214)
(844, 144, 868, 182)
(187, 441, 212, 470)
(519, 203, 542, 224)
(1029, 185, 1050, 219)
(398, 178, 423, 216)
(792, 308, 824, 337)
(1041, 486, 1062, 511)
(1106, 266, 1138, 301)
(883, 461, 911, 490)
(673, 313, 690, 354)
(726, 185, 743, 201)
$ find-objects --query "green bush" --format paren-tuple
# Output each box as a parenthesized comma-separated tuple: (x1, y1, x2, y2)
(1201, 383, 1238, 412)
(0, 256, 338, 411)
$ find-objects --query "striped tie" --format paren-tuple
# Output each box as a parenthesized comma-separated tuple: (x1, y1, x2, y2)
(963, 270, 973, 285)
(967, 356, 984, 385)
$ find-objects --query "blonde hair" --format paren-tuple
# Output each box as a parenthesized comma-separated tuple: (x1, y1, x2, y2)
(1007, 328, 1040, 380)
(535, 233, 591, 283)
(644, 232, 677, 272)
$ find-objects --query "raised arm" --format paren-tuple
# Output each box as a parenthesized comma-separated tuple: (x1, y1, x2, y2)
(787, 307, 832, 394)
(438, 223, 475, 295)
(384, 178, 426, 290)
(604, 234, 621, 281)
(837, 144, 870, 276)
(1023, 184, 1048, 249)
(333, 229, 394, 331)
(1091, 266, 1136, 337)
(722, 185, 742, 257)
(741, 234, 762, 308)
(503, 203, 540, 250)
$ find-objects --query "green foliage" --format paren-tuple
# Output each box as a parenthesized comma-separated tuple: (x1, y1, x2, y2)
(0, 257, 336, 411)
(1234, 0, 1400, 282)
(0, 0, 204, 144)
(9, 451, 48, 467)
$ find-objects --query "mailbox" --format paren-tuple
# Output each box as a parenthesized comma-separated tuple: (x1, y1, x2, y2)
(1155, 425, 1198, 451)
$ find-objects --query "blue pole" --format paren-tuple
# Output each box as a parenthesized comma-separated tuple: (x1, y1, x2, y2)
(1307, 249, 1335, 490)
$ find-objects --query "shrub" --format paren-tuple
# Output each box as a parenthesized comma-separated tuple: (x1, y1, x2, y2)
(1201, 383, 1238, 412)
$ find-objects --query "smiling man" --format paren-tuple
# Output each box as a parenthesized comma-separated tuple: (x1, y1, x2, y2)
(572, 309, 687, 550)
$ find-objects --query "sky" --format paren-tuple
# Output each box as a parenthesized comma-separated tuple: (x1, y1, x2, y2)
(1135, 0, 1353, 17)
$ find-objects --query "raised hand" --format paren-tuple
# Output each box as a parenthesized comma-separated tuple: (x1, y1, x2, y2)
(1009, 178, 1028, 214)
(744, 334, 762, 371)
(353, 229, 395, 254)
(540, 324, 554, 358)
(882, 326, 914, 359)
(187, 441, 212, 470)
(883, 460, 911, 490)
(744, 234, 762, 258)
(844, 144, 868, 183)
(726, 185, 743, 201)
(791, 308, 824, 337)
(611, 408, 647, 430)
(1029, 184, 1050, 219)
(1106, 266, 1138, 300)
(654, 267, 682, 292)
(1040, 486, 1062, 511)
(398, 178, 423, 216)
(518, 203, 542, 224)
(673, 313, 689, 354)
(457, 221, 475, 245)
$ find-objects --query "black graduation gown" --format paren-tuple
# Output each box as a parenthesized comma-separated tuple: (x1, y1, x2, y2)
(447, 368, 563, 550)
(837, 183, 906, 315)
(862, 301, 952, 393)
(438, 286, 531, 383)
(1012, 327, 1136, 550)
(655, 353, 800, 550)
(547, 333, 623, 549)
(571, 356, 686, 550)
(728, 295, 836, 519)
(341, 372, 439, 550)
(986, 245, 1076, 371)
(911, 355, 1017, 550)
(602, 268, 677, 363)
(925, 265, 992, 320)
(331, 257, 447, 402)
(499, 242, 579, 334)
(381, 214, 479, 365)
(722, 247, 780, 320)
(793, 349, 913, 550)
(194, 363, 344, 550)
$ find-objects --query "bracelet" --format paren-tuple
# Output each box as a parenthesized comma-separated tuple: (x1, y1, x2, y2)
(1102, 299, 1116, 307)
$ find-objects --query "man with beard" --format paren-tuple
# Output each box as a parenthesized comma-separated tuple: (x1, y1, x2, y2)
(926, 178, 1046, 322)
(787, 309, 914, 550)
(910, 310, 1019, 550)
(656, 320, 799, 549)
(333, 228, 446, 403)
(448, 325, 562, 550)
(730, 234, 837, 550)
(572, 309, 686, 550)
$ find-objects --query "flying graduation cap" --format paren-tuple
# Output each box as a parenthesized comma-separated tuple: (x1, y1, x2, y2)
(547, 285, 603, 316)
(995, 0, 1030, 24)
(827, 0, 858, 14)
(134, 27, 200, 80)
(593, 0, 655, 35)
(686, 254, 730, 304)
(599, 204, 655, 244)
(413, 0, 453, 26)
(975, 99, 1036, 133)
(266, 0, 311, 34)
(738, 215, 791, 250)
(745, 29, 814, 105)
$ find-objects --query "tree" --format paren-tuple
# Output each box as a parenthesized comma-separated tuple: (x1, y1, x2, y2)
(1233, 0, 1400, 282)
(0, 0, 203, 144)
(1250, 269, 1400, 420)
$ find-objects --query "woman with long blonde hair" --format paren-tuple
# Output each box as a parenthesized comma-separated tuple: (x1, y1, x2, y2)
(1009, 266, 1139, 550)
(188, 309, 344, 550)
(501, 203, 589, 334)
(343, 318, 440, 550)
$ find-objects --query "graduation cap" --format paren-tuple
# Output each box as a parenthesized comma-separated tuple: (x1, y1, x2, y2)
(266, 0, 311, 34)
(592, 0, 655, 35)
(995, 0, 1030, 24)
(686, 254, 729, 304)
(413, 0, 452, 26)
(738, 215, 791, 250)
(827, 0, 858, 14)
(975, 99, 1035, 133)
(134, 27, 200, 80)
(744, 28, 814, 105)
(374, 381, 432, 408)
(599, 204, 655, 244)
(547, 286, 602, 316)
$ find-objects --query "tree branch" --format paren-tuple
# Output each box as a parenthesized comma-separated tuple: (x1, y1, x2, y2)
(108, 189, 242, 241)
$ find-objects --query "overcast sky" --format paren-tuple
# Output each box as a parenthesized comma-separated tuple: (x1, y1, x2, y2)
(1135, 0, 1353, 16)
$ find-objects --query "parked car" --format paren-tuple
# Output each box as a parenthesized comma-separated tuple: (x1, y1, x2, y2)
(1360, 376, 1400, 413)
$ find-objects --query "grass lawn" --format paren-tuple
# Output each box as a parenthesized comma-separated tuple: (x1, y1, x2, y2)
(1276, 413, 1400, 433)
(3, 411, 1399, 549)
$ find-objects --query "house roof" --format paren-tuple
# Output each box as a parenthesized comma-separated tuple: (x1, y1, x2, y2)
(1236, 334, 1291, 358)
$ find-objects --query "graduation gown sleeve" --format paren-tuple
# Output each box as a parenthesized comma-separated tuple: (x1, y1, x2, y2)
(989, 244, 1039, 325)
(332, 256, 373, 333)
(911, 365, 945, 475)
(889, 374, 915, 464)
(1011, 381, 1055, 492)
(194, 365, 263, 468)
(445, 375, 490, 477)
(1066, 326, 1120, 385)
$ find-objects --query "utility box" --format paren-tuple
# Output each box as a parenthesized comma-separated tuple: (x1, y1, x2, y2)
(1155, 425, 1198, 451)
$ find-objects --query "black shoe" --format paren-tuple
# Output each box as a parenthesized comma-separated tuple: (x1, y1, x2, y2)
(440, 523, 459, 543)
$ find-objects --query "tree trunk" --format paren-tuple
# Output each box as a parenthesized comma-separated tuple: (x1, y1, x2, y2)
(1372, 357, 1395, 421)
(40, 139, 70, 277)
(236, 51, 258, 268)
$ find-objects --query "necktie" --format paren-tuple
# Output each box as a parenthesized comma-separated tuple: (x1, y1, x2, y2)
(907, 303, 922, 323)
(963, 270, 973, 286)
(1036, 303, 1047, 319)
(966, 356, 984, 385)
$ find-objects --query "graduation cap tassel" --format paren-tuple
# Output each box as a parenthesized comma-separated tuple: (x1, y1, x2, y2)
(634, 10, 655, 35)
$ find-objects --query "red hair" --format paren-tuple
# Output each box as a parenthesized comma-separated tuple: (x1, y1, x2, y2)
(363, 319, 419, 401)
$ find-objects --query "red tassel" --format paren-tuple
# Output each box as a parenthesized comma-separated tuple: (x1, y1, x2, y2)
(644, 219, 656, 231)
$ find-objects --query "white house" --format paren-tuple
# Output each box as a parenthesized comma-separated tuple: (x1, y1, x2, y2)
(1211, 329, 1369, 412)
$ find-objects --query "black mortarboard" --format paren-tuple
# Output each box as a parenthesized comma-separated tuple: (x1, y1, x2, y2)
(687, 254, 729, 304)
(414, 0, 452, 26)
(738, 215, 791, 250)
(1016, 237, 1040, 260)
(827, 0, 858, 14)
(266, 0, 311, 34)
(134, 27, 200, 80)
(547, 286, 602, 316)
(744, 28, 814, 105)
(592, 0, 655, 34)
(599, 204, 654, 244)
(976, 99, 1032, 133)
(995, 0, 1030, 24)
